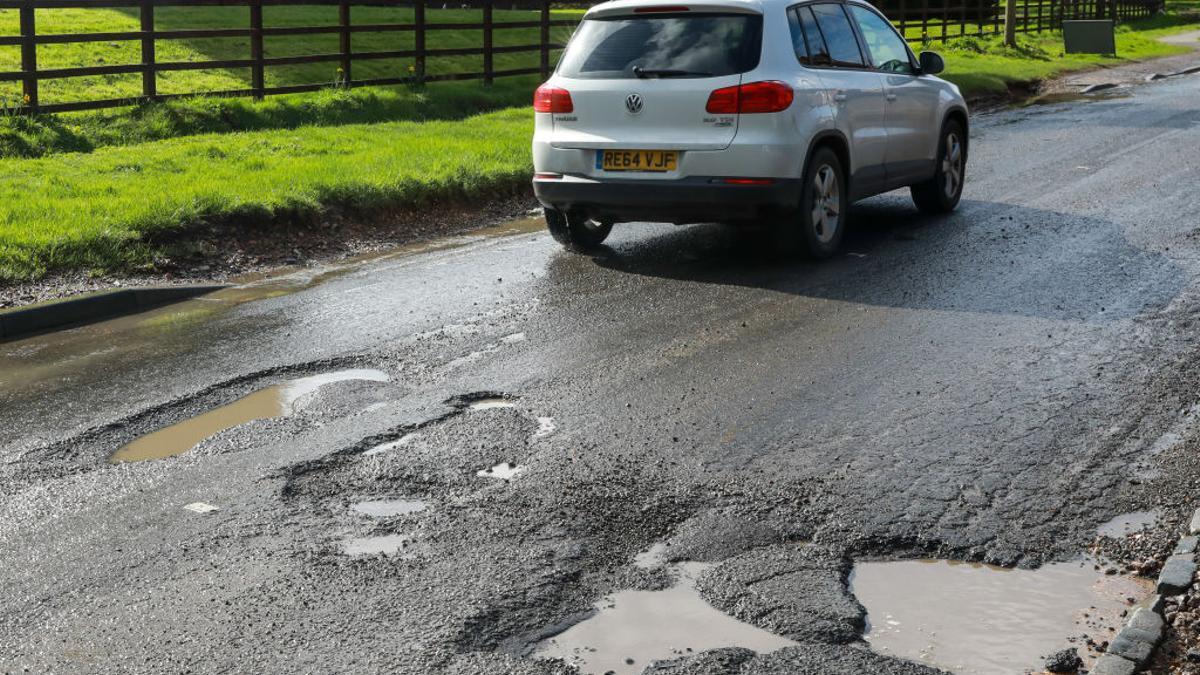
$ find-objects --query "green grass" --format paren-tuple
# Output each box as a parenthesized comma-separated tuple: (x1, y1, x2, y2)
(0, 107, 533, 281)
(0, 75, 540, 158)
(931, 14, 1200, 95)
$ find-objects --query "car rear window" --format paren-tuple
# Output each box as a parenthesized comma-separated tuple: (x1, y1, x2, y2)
(556, 13, 763, 79)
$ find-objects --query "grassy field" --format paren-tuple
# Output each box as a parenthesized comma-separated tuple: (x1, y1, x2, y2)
(0, 9, 1196, 283)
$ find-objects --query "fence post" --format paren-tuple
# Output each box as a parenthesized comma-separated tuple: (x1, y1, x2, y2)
(483, 0, 493, 85)
(250, 0, 264, 98)
(338, 0, 351, 86)
(539, 0, 550, 80)
(414, 0, 425, 85)
(19, 0, 36, 111)
(140, 0, 156, 99)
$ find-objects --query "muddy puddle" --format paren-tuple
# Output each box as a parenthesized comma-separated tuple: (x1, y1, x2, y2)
(351, 499, 428, 517)
(341, 533, 413, 557)
(533, 554, 796, 674)
(851, 557, 1152, 674)
(477, 462, 523, 480)
(109, 369, 389, 463)
(1096, 510, 1160, 538)
(1020, 89, 1131, 107)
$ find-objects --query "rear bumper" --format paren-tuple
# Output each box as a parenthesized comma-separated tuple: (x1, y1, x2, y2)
(532, 175, 800, 224)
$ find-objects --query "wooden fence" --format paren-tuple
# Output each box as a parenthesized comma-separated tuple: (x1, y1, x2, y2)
(0, 0, 1168, 114)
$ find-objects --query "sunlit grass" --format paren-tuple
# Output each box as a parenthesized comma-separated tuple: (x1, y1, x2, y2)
(0, 107, 533, 281)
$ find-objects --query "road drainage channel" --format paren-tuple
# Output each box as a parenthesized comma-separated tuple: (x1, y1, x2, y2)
(851, 557, 1152, 674)
(109, 368, 389, 463)
(531, 545, 796, 674)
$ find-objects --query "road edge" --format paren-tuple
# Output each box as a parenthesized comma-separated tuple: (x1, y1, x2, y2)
(1091, 510, 1200, 674)
(0, 284, 228, 342)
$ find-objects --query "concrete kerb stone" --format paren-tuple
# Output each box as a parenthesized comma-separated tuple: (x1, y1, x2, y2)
(1100, 507, 1200, 669)
(0, 285, 227, 342)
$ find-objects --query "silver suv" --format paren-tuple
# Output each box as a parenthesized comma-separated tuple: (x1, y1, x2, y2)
(532, 0, 968, 256)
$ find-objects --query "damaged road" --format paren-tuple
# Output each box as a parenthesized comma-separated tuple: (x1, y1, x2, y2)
(3, 74, 1200, 674)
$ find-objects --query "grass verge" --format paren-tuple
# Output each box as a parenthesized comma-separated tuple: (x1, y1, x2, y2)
(935, 14, 1199, 96)
(0, 107, 532, 281)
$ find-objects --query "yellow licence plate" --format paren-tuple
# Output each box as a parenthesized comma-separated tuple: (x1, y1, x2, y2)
(598, 150, 678, 172)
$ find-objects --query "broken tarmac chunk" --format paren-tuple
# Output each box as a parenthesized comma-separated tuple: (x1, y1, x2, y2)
(1157, 553, 1197, 595)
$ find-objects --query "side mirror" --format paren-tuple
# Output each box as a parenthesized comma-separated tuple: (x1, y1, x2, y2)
(918, 51, 945, 75)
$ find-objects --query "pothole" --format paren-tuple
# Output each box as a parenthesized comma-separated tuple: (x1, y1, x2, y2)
(363, 432, 419, 456)
(531, 548, 797, 674)
(110, 368, 389, 463)
(1096, 510, 1160, 538)
(469, 398, 517, 411)
(850, 557, 1152, 675)
(351, 499, 428, 517)
(341, 533, 413, 557)
(477, 462, 523, 480)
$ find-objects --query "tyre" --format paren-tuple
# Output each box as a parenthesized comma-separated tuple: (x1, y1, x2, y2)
(911, 119, 966, 214)
(544, 207, 612, 251)
(774, 146, 848, 259)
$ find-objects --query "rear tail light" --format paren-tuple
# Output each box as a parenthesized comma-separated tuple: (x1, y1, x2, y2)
(705, 81, 794, 114)
(534, 172, 563, 180)
(534, 84, 573, 113)
(634, 5, 689, 11)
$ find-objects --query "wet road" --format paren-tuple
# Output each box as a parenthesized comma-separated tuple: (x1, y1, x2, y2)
(3, 74, 1200, 674)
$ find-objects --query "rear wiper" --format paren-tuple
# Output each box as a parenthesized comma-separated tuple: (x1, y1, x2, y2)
(632, 66, 712, 78)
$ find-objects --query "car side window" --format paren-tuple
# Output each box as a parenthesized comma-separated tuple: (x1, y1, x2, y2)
(848, 5, 915, 75)
(795, 6, 831, 67)
(810, 3, 866, 68)
(787, 7, 810, 64)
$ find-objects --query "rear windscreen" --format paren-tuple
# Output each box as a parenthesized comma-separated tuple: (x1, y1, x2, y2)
(556, 13, 763, 79)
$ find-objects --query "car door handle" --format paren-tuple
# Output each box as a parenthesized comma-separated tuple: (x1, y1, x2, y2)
(833, 93, 848, 103)
(885, 93, 898, 102)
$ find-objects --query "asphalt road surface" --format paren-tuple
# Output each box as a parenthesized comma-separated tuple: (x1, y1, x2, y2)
(3, 74, 1200, 674)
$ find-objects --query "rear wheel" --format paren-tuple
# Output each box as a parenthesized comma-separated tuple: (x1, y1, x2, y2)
(911, 119, 965, 214)
(545, 208, 612, 251)
(773, 146, 847, 258)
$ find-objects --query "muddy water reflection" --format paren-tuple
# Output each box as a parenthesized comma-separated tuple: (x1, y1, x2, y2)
(851, 558, 1152, 674)
(1096, 510, 1159, 538)
(109, 369, 388, 463)
(534, 561, 796, 674)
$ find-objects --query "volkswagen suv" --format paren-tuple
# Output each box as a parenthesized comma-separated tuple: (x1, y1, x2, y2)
(531, 0, 968, 257)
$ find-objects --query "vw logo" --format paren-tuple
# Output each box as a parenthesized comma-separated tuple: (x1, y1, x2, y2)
(625, 93, 644, 115)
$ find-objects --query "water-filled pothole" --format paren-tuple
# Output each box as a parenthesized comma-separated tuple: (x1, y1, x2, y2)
(110, 369, 389, 463)
(341, 533, 413, 557)
(1096, 510, 1160, 538)
(851, 557, 1152, 675)
(477, 462, 523, 480)
(532, 550, 797, 674)
(351, 499, 428, 517)
(363, 432, 419, 456)
(469, 398, 517, 411)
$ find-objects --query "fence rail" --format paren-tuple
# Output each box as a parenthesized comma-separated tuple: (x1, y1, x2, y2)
(0, 0, 1168, 114)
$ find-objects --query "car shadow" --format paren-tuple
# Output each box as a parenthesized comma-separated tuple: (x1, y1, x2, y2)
(549, 195, 1183, 323)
